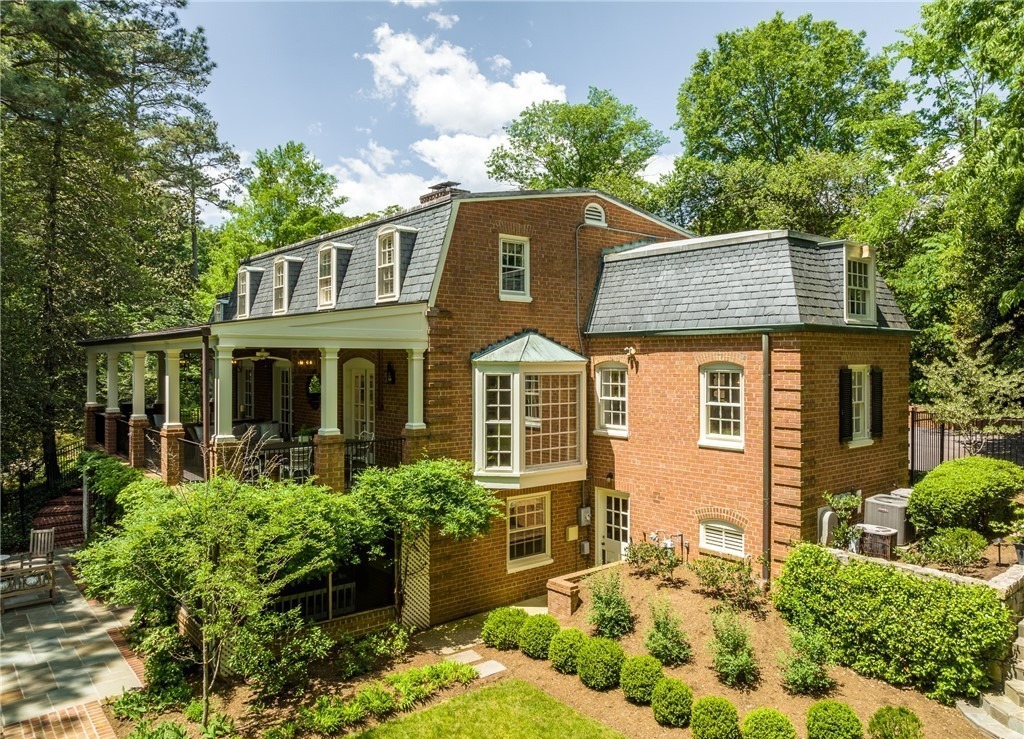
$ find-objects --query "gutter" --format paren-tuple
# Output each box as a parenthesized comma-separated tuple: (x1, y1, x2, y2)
(762, 333, 772, 582)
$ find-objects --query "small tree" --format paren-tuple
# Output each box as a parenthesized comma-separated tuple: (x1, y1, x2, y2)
(349, 458, 503, 623)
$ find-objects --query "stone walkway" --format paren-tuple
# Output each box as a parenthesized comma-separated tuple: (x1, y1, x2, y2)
(0, 557, 141, 728)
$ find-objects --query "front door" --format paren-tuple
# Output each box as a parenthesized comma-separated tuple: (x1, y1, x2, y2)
(343, 358, 376, 439)
(598, 489, 630, 564)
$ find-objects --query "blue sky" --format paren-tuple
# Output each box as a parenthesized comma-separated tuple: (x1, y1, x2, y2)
(180, 1, 925, 218)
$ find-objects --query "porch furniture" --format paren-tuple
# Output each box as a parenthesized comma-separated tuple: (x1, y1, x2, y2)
(281, 446, 312, 482)
(20, 528, 55, 567)
(0, 563, 57, 612)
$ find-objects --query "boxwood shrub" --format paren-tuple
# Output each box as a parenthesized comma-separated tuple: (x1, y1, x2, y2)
(518, 614, 561, 659)
(576, 637, 625, 691)
(690, 695, 740, 739)
(867, 706, 924, 739)
(618, 655, 663, 704)
(548, 628, 587, 674)
(774, 542, 1014, 703)
(742, 707, 798, 739)
(806, 700, 862, 739)
(651, 677, 693, 728)
(480, 607, 527, 650)
(908, 457, 1024, 535)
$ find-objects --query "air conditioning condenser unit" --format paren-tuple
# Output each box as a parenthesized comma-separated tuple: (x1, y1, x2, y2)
(864, 494, 910, 545)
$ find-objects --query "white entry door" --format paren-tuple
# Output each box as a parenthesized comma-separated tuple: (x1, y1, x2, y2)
(343, 358, 376, 438)
(598, 489, 630, 564)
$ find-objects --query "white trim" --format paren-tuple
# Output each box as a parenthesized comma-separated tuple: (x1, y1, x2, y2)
(343, 357, 376, 439)
(584, 202, 607, 226)
(428, 200, 460, 308)
(844, 242, 877, 325)
(848, 364, 872, 444)
(595, 361, 628, 436)
(317, 244, 337, 310)
(498, 234, 530, 302)
(272, 258, 287, 315)
(699, 362, 744, 451)
(236, 270, 249, 319)
(700, 519, 745, 557)
(506, 491, 552, 573)
(376, 227, 400, 303)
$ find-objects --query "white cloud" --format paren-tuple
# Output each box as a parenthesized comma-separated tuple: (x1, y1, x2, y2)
(360, 24, 565, 136)
(329, 156, 434, 215)
(641, 152, 677, 182)
(426, 11, 458, 29)
(411, 133, 507, 191)
(307, 121, 323, 136)
(489, 55, 511, 75)
(389, 0, 438, 6)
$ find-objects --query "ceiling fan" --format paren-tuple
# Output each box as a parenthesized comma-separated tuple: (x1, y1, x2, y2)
(233, 348, 287, 363)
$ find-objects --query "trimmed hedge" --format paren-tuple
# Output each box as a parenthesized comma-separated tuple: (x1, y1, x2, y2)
(908, 457, 1024, 535)
(577, 637, 625, 691)
(518, 614, 561, 659)
(651, 678, 693, 728)
(742, 708, 798, 739)
(690, 696, 740, 739)
(774, 542, 1014, 703)
(549, 628, 587, 674)
(867, 706, 924, 739)
(619, 655, 663, 704)
(480, 607, 527, 651)
(806, 700, 862, 739)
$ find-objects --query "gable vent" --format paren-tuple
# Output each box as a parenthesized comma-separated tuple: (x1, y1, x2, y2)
(584, 202, 606, 226)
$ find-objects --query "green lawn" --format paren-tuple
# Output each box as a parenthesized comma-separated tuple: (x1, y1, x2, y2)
(353, 678, 625, 739)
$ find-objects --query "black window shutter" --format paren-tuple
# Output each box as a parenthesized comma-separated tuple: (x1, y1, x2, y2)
(870, 367, 884, 438)
(839, 368, 853, 443)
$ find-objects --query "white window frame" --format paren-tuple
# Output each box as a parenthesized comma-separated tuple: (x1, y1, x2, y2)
(238, 360, 255, 418)
(506, 491, 552, 573)
(700, 520, 745, 557)
(472, 362, 587, 489)
(376, 229, 398, 302)
(844, 242, 876, 325)
(848, 364, 873, 448)
(594, 362, 628, 438)
(499, 235, 532, 303)
(236, 269, 250, 319)
(273, 259, 286, 314)
(317, 244, 336, 310)
(699, 363, 744, 451)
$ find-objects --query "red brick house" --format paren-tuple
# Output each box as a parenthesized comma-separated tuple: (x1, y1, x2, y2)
(81, 185, 911, 626)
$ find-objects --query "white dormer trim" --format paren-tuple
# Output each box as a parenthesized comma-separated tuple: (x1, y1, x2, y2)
(843, 241, 877, 326)
(272, 256, 303, 315)
(317, 242, 353, 311)
(235, 266, 264, 320)
(376, 226, 414, 303)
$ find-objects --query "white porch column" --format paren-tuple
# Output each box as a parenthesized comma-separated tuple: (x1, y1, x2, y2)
(406, 348, 426, 430)
(85, 352, 98, 405)
(164, 350, 181, 427)
(156, 352, 166, 405)
(214, 345, 235, 442)
(105, 352, 120, 414)
(131, 350, 147, 419)
(319, 347, 341, 436)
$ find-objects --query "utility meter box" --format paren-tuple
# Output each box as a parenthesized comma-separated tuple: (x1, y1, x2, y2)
(578, 506, 592, 527)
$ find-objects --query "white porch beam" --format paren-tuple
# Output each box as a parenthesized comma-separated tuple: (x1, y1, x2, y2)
(105, 352, 120, 414)
(164, 350, 181, 427)
(406, 348, 426, 430)
(131, 350, 147, 420)
(214, 345, 235, 442)
(319, 347, 341, 436)
(85, 352, 98, 405)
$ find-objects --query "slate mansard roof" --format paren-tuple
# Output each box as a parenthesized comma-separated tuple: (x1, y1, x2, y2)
(586, 230, 912, 335)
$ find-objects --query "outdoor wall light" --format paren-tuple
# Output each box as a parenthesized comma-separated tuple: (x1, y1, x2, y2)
(385, 362, 396, 384)
(606, 471, 614, 484)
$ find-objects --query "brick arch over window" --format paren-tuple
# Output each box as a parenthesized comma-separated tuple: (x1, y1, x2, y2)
(693, 352, 750, 366)
(692, 506, 750, 530)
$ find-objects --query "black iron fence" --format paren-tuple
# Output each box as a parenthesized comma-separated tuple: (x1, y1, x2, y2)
(179, 438, 205, 482)
(94, 412, 106, 447)
(910, 409, 1024, 480)
(344, 437, 404, 490)
(143, 427, 162, 474)
(115, 418, 130, 457)
(1, 439, 85, 553)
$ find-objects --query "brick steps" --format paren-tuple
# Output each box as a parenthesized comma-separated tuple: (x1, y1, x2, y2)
(31, 490, 84, 548)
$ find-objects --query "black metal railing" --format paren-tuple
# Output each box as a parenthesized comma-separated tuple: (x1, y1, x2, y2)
(179, 437, 206, 482)
(344, 437, 404, 489)
(143, 427, 162, 474)
(256, 441, 315, 483)
(910, 409, 1024, 480)
(1, 439, 85, 553)
(94, 411, 106, 447)
(180, 407, 202, 425)
(115, 418, 130, 458)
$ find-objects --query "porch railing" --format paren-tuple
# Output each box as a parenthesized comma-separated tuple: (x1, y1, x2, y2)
(143, 427, 162, 474)
(344, 437, 404, 490)
(94, 412, 106, 447)
(255, 441, 315, 483)
(179, 437, 205, 482)
(272, 580, 355, 623)
(115, 418, 130, 458)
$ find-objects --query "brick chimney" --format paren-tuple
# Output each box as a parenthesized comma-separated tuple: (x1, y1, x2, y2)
(420, 181, 469, 204)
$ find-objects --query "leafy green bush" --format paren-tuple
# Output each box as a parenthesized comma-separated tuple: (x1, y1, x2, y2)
(921, 527, 987, 574)
(742, 708, 798, 739)
(908, 457, 1024, 535)
(199, 712, 235, 738)
(549, 628, 587, 674)
(480, 606, 527, 650)
(355, 682, 397, 720)
(183, 699, 204, 723)
(689, 556, 764, 612)
(651, 677, 693, 728)
(128, 720, 190, 739)
(774, 542, 1015, 703)
(588, 570, 635, 638)
(576, 637, 626, 691)
(334, 622, 413, 679)
(867, 706, 924, 739)
(298, 695, 366, 735)
(626, 540, 682, 580)
(619, 654, 664, 704)
(806, 700, 863, 739)
(781, 629, 835, 695)
(109, 684, 191, 722)
(262, 723, 298, 739)
(690, 696, 741, 739)
(226, 609, 333, 698)
(81, 451, 146, 528)
(518, 614, 561, 659)
(709, 608, 759, 687)
(644, 598, 691, 665)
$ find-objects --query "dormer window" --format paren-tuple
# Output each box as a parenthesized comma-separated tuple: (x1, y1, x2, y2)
(844, 242, 876, 324)
(318, 244, 335, 309)
(236, 269, 250, 319)
(584, 202, 606, 226)
(377, 230, 397, 301)
(273, 259, 286, 314)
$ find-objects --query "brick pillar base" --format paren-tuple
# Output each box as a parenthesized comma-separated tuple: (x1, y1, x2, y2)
(211, 440, 240, 478)
(103, 412, 119, 456)
(128, 417, 149, 468)
(85, 404, 102, 450)
(314, 434, 345, 492)
(401, 427, 429, 464)
(160, 425, 186, 485)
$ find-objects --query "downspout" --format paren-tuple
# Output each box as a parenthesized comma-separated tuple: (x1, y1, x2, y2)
(762, 333, 772, 582)
(201, 335, 211, 477)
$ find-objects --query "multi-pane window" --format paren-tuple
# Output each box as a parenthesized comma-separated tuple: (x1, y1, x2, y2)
(239, 363, 254, 418)
(525, 374, 541, 428)
(702, 365, 743, 446)
(850, 366, 869, 441)
(236, 271, 248, 319)
(847, 259, 870, 319)
(318, 247, 334, 308)
(485, 374, 513, 469)
(700, 520, 745, 556)
(597, 365, 627, 433)
(524, 374, 579, 468)
(377, 232, 396, 300)
(500, 238, 529, 298)
(604, 494, 629, 544)
(279, 367, 292, 439)
(273, 260, 286, 313)
(508, 493, 549, 565)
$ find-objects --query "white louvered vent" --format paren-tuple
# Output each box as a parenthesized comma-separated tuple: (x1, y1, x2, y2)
(584, 202, 606, 226)
(700, 521, 745, 556)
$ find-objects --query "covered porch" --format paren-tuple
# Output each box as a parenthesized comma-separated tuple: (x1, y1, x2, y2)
(80, 305, 430, 491)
